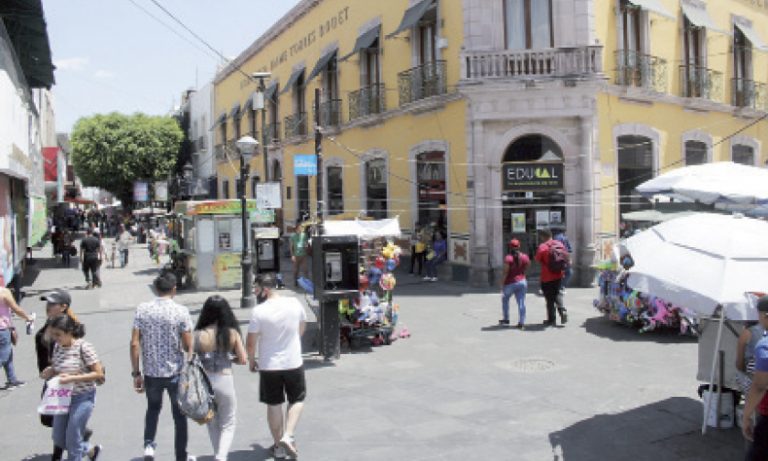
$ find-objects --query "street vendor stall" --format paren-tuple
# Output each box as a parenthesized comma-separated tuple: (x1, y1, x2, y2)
(174, 200, 257, 290)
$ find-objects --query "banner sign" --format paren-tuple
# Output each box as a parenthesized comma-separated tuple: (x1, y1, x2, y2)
(133, 182, 149, 202)
(178, 200, 259, 216)
(154, 181, 168, 201)
(502, 162, 564, 191)
(250, 209, 276, 224)
(256, 182, 282, 209)
(294, 154, 317, 176)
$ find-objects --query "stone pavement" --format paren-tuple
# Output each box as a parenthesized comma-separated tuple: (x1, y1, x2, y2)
(1, 242, 744, 460)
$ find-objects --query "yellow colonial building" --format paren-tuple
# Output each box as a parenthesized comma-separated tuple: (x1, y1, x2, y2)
(213, 0, 768, 286)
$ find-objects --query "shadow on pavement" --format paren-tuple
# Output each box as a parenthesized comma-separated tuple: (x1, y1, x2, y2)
(132, 267, 162, 277)
(582, 316, 698, 344)
(549, 397, 742, 461)
(192, 444, 272, 461)
(21, 455, 51, 461)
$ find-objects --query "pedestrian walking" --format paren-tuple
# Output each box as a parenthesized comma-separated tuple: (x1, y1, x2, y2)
(554, 228, 573, 292)
(535, 228, 569, 327)
(36, 290, 98, 461)
(409, 223, 426, 277)
(247, 273, 307, 459)
(61, 230, 73, 267)
(194, 296, 247, 461)
(79, 229, 102, 289)
(130, 273, 195, 461)
(289, 224, 309, 286)
(499, 239, 530, 329)
(40, 314, 104, 461)
(116, 224, 134, 268)
(0, 284, 34, 389)
(742, 297, 768, 460)
(424, 230, 447, 282)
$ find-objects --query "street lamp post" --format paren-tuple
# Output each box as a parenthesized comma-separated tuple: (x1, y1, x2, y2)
(251, 72, 272, 183)
(236, 135, 258, 308)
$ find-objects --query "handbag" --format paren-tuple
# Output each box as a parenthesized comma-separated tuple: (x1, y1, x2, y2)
(37, 377, 73, 415)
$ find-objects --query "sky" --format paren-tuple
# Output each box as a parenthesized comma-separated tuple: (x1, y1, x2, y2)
(43, 0, 300, 133)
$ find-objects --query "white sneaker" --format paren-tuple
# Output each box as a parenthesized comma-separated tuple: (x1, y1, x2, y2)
(279, 434, 298, 458)
(187, 456, 196, 461)
(272, 444, 287, 458)
(430, 277, 438, 282)
(143, 445, 155, 461)
(422, 276, 431, 281)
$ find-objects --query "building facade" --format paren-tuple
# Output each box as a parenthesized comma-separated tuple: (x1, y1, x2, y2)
(214, 0, 768, 286)
(187, 82, 216, 198)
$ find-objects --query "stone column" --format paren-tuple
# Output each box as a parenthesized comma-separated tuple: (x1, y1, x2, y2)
(469, 119, 492, 287)
(578, 115, 597, 287)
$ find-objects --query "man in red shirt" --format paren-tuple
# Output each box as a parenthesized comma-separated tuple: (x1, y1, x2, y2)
(535, 229, 568, 327)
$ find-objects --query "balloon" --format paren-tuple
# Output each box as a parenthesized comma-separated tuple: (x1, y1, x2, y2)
(386, 259, 396, 272)
(375, 256, 385, 270)
(380, 273, 397, 291)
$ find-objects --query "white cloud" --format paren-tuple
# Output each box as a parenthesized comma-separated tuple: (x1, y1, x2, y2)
(93, 69, 115, 80)
(54, 57, 89, 71)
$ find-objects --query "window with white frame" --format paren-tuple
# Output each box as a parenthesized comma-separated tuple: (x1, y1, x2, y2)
(504, 0, 553, 50)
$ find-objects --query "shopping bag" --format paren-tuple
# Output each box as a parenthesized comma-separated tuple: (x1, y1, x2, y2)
(37, 377, 74, 416)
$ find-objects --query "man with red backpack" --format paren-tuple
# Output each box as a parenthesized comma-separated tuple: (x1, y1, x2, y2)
(535, 228, 569, 327)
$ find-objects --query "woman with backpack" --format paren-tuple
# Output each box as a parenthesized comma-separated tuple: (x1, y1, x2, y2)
(40, 314, 103, 461)
(193, 296, 247, 461)
(500, 239, 531, 329)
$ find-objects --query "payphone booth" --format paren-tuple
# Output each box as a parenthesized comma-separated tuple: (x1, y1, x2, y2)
(254, 226, 281, 273)
(312, 235, 360, 300)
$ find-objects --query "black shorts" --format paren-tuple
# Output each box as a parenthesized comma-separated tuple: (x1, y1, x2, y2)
(259, 366, 306, 405)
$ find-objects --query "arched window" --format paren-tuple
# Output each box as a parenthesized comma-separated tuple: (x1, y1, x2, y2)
(365, 157, 387, 219)
(684, 140, 707, 166)
(416, 151, 446, 230)
(732, 144, 755, 166)
(617, 135, 653, 216)
(327, 165, 344, 215)
(503, 134, 563, 162)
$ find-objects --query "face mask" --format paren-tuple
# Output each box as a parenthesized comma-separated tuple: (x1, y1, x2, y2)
(256, 291, 268, 304)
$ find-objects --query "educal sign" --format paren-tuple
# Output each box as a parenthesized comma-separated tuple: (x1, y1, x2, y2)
(502, 162, 564, 191)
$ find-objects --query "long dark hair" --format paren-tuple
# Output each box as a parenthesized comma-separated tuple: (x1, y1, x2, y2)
(49, 314, 85, 339)
(195, 296, 241, 350)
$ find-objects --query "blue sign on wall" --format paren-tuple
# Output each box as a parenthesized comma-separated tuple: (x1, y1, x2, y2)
(294, 154, 318, 176)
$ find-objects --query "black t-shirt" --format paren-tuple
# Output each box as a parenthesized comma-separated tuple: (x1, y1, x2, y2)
(80, 236, 101, 258)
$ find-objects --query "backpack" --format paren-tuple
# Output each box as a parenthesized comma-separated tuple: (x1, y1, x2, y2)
(177, 354, 217, 424)
(546, 240, 570, 272)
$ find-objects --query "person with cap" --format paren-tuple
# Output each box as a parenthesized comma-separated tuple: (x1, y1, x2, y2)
(535, 228, 568, 327)
(79, 228, 103, 289)
(36, 289, 100, 461)
(116, 224, 135, 268)
(0, 283, 34, 390)
(499, 239, 531, 329)
(742, 296, 768, 459)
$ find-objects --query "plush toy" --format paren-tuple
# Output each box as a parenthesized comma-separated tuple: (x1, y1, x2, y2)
(374, 256, 386, 270)
(386, 258, 397, 272)
(368, 266, 382, 286)
(381, 242, 400, 260)
(380, 273, 396, 291)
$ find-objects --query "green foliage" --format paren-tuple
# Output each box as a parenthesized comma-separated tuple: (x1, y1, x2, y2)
(71, 112, 183, 202)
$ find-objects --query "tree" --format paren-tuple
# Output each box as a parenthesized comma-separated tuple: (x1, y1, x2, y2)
(71, 112, 183, 207)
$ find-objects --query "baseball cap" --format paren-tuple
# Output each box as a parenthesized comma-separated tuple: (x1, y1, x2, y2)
(509, 239, 521, 249)
(757, 296, 768, 312)
(40, 289, 72, 306)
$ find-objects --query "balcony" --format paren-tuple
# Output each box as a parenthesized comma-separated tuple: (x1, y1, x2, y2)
(732, 78, 768, 111)
(284, 113, 308, 139)
(614, 50, 667, 93)
(462, 46, 602, 80)
(349, 84, 386, 121)
(679, 66, 723, 102)
(398, 61, 447, 106)
(263, 121, 281, 143)
(314, 99, 342, 128)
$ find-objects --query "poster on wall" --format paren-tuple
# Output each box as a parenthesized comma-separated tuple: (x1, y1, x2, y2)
(535, 210, 550, 229)
(256, 183, 282, 209)
(511, 213, 526, 233)
(214, 253, 242, 288)
(550, 211, 563, 226)
(133, 182, 149, 202)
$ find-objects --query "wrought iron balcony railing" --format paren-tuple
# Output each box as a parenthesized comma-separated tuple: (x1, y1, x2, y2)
(284, 113, 308, 139)
(614, 49, 667, 93)
(462, 46, 603, 79)
(732, 78, 768, 111)
(349, 84, 386, 120)
(314, 99, 342, 128)
(398, 61, 447, 106)
(679, 65, 723, 102)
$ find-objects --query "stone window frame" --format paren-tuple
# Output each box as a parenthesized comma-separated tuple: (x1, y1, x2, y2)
(359, 149, 389, 218)
(409, 140, 451, 236)
(681, 129, 713, 165)
(730, 135, 761, 166)
(324, 156, 345, 216)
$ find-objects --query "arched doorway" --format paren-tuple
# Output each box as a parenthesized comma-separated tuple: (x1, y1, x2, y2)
(501, 134, 565, 260)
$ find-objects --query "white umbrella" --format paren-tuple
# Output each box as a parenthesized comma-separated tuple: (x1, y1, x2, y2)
(636, 161, 768, 206)
(622, 213, 768, 433)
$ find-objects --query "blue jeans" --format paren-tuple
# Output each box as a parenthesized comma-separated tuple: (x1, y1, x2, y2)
(426, 254, 446, 278)
(53, 390, 95, 461)
(144, 375, 188, 461)
(502, 280, 527, 325)
(0, 328, 18, 384)
(562, 267, 573, 289)
(119, 249, 129, 268)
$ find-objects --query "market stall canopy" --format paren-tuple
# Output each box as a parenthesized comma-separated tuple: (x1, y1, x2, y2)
(636, 162, 768, 206)
(623, 213, 768, 321)
(621, 209, 699, 223)
(323, 218, 401, 238)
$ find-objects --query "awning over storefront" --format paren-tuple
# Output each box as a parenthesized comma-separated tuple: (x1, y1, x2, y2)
(306, 45, 338, 82)
(264, 81, 278, 102)
(734, 20, 767, 52)
(628, 0, 674, 19)
(341, 25, 380, 61)
(0, 0, 55, 88)
(681, 0, 726, 34)
(229, 102, 241, 118)
(280, 65, 305, 94)
(386, 0, 434, 38)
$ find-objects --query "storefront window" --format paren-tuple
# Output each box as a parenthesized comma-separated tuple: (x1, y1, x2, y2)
(327, 165, 344, 215)
(366, 157, 387, 219)
(685, 140, 707, 166)
(222, 179, 230, 199)
(617, 135, 653, 218)
(297, 175, 310, 222)
(504, 0, 553, 50)
(733, 144, 755, 166)
(416, 152, 446, 232)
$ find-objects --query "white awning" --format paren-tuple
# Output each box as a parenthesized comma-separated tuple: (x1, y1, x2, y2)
(681, 1, 726, 34)
(628, 0, 675, 19)
(735, 21, 768, 51)
(323, 218, 401, 238)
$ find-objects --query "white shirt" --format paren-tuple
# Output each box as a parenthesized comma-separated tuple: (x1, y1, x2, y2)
(248, 296, 307, 370)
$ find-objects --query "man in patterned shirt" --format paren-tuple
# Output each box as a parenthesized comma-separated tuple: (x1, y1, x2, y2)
(130, 273, 194, 461)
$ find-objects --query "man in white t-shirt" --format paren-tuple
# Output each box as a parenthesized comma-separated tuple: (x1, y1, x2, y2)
(247, 273, 307, 459)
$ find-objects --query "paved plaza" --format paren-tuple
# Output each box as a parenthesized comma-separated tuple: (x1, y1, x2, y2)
(1, 243, 744, 460)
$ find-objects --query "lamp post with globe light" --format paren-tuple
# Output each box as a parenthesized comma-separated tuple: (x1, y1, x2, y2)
(236, 135, 258, 308)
